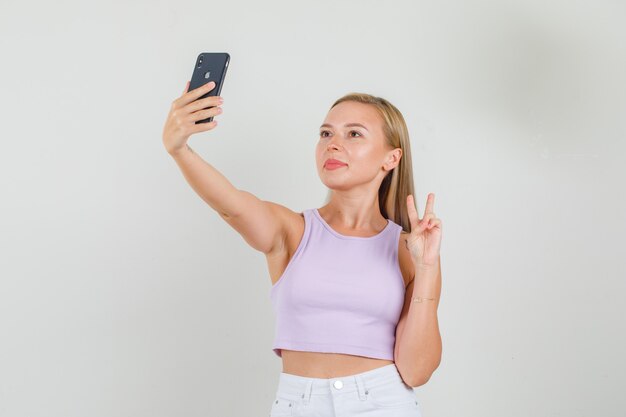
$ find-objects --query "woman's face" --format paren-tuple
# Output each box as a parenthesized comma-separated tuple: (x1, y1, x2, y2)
(316, 101, 398, 192)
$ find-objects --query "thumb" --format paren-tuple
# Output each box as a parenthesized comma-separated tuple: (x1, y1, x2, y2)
(183, 80, 190, 94)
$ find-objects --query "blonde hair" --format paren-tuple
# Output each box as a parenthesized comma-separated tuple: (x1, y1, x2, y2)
(323, 92, 417, 233)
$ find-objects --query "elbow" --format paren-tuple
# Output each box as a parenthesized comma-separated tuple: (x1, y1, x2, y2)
(409, 374, 431, 388)
(398, 366, 428, 388)
(396, 340, 442, 388)
(399, 367, 430, 388)
(399, 358, 441, 388)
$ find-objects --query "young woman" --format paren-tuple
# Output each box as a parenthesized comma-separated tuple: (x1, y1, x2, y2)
(162, 80, 443, 417)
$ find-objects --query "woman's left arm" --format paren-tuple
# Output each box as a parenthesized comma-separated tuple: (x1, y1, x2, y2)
(394, 193, 443, 387)
(394, 257, 442, 387)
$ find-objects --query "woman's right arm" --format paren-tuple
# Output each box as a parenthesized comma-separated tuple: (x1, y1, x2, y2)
(163, 81, 287, 255)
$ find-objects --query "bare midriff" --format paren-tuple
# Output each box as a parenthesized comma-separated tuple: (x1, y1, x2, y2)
(280, 350, 395, 378)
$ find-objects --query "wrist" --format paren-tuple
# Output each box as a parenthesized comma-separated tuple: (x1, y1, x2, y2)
(168, 144, 193, 158)
(412, 255, 438, 268)
(413, 264, 439, 279)
(412, 256, 436, 265)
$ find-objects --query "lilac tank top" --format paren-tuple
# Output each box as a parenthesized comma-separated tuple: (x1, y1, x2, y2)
(269, 208, 406, 360)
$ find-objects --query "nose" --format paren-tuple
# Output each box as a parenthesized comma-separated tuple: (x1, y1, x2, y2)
(326, 138, 342, 151)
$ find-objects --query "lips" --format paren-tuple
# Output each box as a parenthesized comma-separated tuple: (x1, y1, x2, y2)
(324, 158, 347, 168)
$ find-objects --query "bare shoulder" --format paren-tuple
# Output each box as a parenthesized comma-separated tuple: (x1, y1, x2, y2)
(398, 230, 415, 288)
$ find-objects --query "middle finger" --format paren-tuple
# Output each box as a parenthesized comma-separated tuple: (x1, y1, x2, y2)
(189, 105, 222, 122)
(187, 95, 223, 113)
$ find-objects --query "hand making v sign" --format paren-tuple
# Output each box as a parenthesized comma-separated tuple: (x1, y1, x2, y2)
(405, 193, 442, 268)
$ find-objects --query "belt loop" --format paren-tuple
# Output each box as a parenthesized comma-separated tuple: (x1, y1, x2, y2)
(302, 380, 313, 405)
(354, 375, 367, 401)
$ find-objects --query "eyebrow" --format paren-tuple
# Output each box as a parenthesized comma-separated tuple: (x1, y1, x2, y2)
(320, 123, 369, 132)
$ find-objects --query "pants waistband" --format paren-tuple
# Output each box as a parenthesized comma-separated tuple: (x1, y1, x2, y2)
(275, 363, 406, 404)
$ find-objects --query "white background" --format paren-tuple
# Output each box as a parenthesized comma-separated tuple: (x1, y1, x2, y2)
(1, 0, 625, 416)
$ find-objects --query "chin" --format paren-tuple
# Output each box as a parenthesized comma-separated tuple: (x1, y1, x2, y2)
(320, 180, 353, 192)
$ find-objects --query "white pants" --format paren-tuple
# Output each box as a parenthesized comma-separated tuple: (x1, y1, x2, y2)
(269, 363, 423, 417)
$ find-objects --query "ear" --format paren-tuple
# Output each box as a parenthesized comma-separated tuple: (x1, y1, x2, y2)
(384, 147, 402, 171)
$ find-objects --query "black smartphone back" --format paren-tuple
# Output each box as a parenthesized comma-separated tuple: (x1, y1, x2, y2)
(189, 52, 230, 124)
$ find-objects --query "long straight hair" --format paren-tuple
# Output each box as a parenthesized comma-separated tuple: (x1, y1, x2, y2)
(323, 93, 417, 233)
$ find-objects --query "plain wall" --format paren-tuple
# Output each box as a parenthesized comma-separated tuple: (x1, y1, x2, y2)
(1, 0, 625, 416)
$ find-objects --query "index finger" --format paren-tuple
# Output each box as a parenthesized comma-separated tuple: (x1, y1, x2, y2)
(424, 193, 435, 214)
(178, 81, 216, 107)
(406, 194, 421, 230)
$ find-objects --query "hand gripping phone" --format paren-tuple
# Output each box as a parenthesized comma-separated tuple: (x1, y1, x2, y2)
(189, 52, 230, 124)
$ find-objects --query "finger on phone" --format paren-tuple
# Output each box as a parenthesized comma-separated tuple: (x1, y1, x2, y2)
(191, 119, 218, 134)
(191, 105, 221, 123)
(189, 95, 222, 113)
(180, 81, 215, 106)
(199, 81, 215, 91)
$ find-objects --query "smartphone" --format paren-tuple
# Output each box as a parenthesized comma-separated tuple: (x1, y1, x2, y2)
(189, 52, 230, 124)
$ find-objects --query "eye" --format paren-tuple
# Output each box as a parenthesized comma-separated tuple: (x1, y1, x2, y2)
(319, 130, 362, 138)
